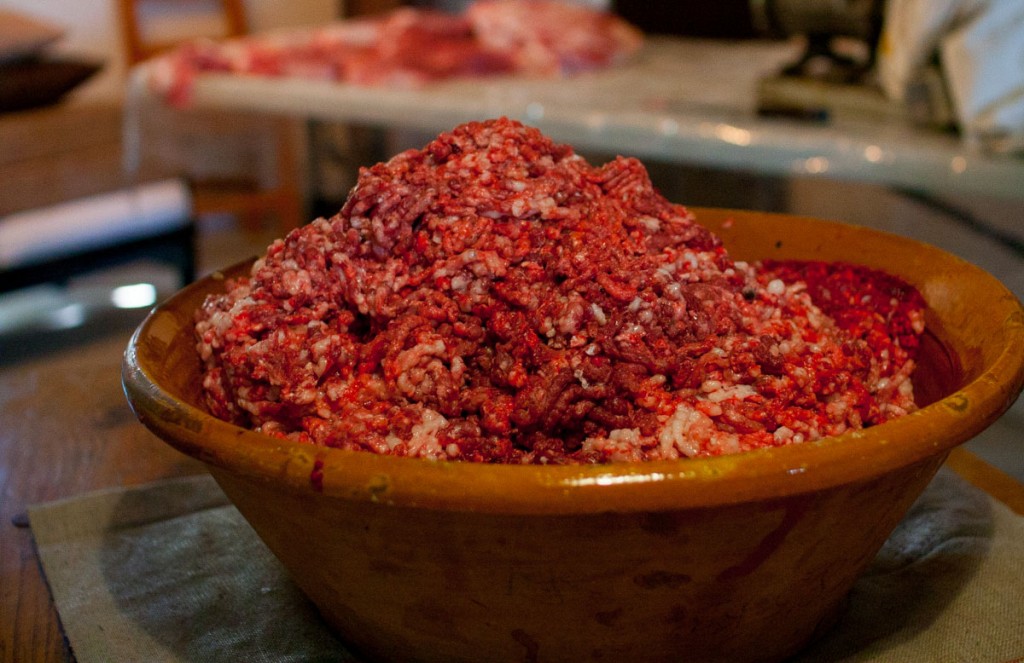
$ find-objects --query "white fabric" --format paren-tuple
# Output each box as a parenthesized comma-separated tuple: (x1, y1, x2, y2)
(877, 0, 977, 102)
(0, 178, 191, 269)
(940, 1, 1024, 153)
(879, 0, 1024, 153)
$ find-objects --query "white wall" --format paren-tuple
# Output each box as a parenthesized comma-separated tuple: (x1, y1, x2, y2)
(2, 0, 338, 103)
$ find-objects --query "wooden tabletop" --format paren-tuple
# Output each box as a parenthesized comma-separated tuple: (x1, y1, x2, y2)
(1, 333, 206, 663)
(2, 331, 1023, 663)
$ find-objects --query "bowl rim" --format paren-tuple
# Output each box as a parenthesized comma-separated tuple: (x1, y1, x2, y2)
(123, 209, 1024, 515)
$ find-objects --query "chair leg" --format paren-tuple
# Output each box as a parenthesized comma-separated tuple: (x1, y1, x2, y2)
(240, 207, 265, 232)
(274, 117, 305, 233)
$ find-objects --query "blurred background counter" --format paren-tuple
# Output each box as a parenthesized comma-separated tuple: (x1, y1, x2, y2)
(132, 35, 1024, 204)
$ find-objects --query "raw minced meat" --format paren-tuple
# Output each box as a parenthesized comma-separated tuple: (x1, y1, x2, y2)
(194, 117, 925, 464)
(150, 0, 642, 106)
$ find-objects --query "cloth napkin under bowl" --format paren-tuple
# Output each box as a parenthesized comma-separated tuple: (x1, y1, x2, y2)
(29, 469, 1024, 662)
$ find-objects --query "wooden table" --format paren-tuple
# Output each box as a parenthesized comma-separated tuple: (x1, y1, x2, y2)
(0, 333, 205, 662)
(2, 332, 1023, 663)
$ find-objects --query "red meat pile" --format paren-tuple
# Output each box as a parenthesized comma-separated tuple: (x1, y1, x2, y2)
(195, 117, 925, 464)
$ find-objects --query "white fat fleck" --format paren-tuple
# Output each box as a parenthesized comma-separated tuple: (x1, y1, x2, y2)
(591, 303, 608, 325)
(405, 409, 448, 456)
(609, 428, 641, 443)
(658, 401, 745, 458)
(582, 428, 644, 462)
(659, 403, 710, 458)
(534, 195, 556, 213)
(636, 215, 661, 231)
(705, 384, 757, 403)
(773, 426, 794, 443)
(826, 399, 849, 419)
(767, 279, 786, 296)
(911, 312, 925, 334)
(620, 323, 644, 336)
(394, 338, 447, 378)
(701, 379, 722, 393)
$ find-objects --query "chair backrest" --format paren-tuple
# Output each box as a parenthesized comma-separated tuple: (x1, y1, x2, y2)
(117, 0, 248, 65)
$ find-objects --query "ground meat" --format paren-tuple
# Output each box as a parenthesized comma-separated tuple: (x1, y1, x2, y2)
(195, 117, 925, 464)
(151, 1, 642, 106)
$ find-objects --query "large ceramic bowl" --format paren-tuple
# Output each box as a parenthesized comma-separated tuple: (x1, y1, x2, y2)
(123, 209, 1024, 663)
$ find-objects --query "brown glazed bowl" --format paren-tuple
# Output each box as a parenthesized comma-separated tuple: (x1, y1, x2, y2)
(123, 209, 1024, 663)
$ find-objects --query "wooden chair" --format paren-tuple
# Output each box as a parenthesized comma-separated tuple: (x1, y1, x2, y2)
(117, 0, 248, 65)
(116, 0, 304, 233)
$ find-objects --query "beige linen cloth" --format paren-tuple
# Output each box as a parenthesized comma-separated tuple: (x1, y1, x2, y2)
(29, 468, 1024, 662)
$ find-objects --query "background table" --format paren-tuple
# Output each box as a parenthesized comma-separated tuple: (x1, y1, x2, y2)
(128, 37, 1024, 203)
